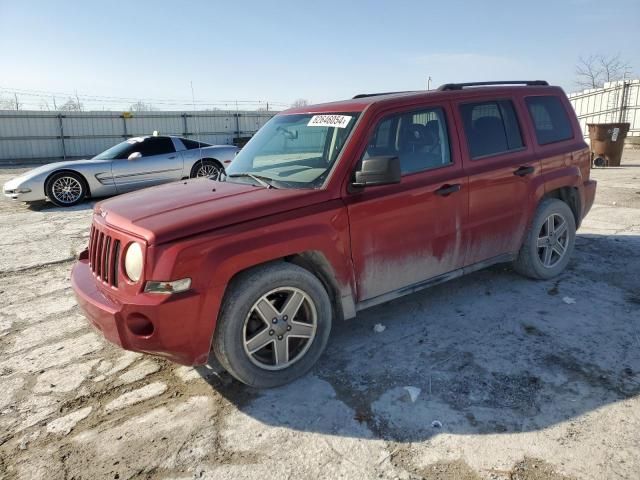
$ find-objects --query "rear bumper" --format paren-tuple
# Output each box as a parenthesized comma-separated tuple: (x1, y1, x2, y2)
(71, 258, 220, 365)
(581, 179, 597, 221)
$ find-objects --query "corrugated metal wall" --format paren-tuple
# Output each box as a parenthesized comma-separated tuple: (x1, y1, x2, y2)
(568, 79, 640, 138)
(0, 110, 275, 160)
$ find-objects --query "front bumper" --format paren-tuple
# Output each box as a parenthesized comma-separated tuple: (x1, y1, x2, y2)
(3, 179, 44, 202)
(71, 258, 219, 365)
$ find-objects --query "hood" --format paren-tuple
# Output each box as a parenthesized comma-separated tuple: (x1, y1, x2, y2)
(97, 178, 330, 244)
(9, 159, 110, 181)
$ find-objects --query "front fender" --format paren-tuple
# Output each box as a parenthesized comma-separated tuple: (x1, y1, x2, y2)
(146, 200, 354, 362)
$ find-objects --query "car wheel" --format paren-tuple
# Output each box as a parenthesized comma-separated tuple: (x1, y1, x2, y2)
(45, 171, 88, 207)
(513, 198, 576, 280)
(213, 262, 332, 388)
(190, 159, 224, 180)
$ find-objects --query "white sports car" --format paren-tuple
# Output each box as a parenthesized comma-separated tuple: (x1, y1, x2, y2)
(3, 135, 238, 207)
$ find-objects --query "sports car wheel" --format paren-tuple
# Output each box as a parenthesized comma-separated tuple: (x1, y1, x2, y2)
(190, 159, 224, 180)
(45, 171, 87, 207)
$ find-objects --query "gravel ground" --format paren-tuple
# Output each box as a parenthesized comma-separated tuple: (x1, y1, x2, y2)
(0, 152, 639, 480)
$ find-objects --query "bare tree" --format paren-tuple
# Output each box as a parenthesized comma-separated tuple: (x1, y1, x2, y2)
(58, 97, 84, 111)
(290, 98, 310, 108)
(576, 54, 633, 89)
(129, 101, 157, 112)
(599, 54, 632, 83)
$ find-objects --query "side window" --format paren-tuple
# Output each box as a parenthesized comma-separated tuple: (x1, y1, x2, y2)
(364, 107, 452, 175)
(525, 96, 574, 145)
(460, 100, 524, 159)
(181, 138, 209, 150)
(137, 137, 175, 157)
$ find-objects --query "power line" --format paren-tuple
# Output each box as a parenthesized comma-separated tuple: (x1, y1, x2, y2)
(0, 85, 290, 107)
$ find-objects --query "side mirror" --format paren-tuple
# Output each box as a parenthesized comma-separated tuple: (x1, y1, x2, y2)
(352, 156, 401, 187)
(128, 152, 142, 161)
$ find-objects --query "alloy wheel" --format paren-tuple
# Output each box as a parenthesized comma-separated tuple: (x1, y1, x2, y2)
(537, 213, 569, 268)
(242, 287, 317, 371)
(51, 176, 83, 204)
(196, 163, 222, 179)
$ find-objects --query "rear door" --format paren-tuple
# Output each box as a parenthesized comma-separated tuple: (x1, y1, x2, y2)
(112, 137, 183, 193)
(345, 102, 468, 302)
(453, 96, 541, 265)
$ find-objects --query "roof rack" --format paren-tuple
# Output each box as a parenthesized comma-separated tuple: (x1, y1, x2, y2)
(352, 91, 416, 99)
(437, 80, 549, 91)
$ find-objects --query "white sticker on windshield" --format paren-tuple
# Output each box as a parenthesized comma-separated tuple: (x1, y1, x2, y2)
(307, 115, 352, 128)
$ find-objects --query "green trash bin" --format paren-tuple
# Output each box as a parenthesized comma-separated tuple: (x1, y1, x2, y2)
(587, 123, 630, 167)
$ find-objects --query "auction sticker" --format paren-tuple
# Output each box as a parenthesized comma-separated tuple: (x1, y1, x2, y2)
(308, 115, 352, 128)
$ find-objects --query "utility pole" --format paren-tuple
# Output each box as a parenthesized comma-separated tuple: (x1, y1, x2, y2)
(75, 90, 82, 111)
(14, 93, 20, 110)
(52, 95, 57, 110)
(427, 76, 432, 91)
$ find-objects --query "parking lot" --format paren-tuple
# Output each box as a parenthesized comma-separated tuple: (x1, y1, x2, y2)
(0, 151, 639, 479)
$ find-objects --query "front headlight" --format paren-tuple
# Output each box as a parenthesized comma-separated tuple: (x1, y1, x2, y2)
(124, 242, 144, 282)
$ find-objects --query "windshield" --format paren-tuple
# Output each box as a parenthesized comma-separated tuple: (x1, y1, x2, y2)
(225, 113, 359, 188)
(92, 138, 144, 160)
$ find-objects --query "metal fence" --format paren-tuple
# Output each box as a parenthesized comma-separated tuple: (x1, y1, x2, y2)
(0, 110, 276, 161)
(568, 79, 640, 138)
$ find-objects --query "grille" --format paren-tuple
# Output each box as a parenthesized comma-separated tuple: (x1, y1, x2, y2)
(88, 224, 121, 287)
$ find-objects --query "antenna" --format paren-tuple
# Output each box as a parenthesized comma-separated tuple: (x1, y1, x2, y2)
(190, 80, 205, 178)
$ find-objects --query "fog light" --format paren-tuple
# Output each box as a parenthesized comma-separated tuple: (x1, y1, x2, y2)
(144, 278, 191, 294)
(126, 313, 154, 337)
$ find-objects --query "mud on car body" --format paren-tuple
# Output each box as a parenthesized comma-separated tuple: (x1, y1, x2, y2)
(71, 81, 596, 388)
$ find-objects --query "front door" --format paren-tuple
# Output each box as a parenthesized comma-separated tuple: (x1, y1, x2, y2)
(345, 103, 468, 302)
(112, 136, 183, 193)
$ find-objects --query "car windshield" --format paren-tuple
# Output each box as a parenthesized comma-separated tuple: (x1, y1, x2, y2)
(92, 138, 144, 160)
(225, 113, 359, 189)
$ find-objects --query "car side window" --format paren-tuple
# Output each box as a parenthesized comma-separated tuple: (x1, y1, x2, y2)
(525, 96, 574, 145)
(364, 107, 452, 175)
(460, 100, 524, 159)
(181, 138, 209, 150)
(136, 137, 176, 157)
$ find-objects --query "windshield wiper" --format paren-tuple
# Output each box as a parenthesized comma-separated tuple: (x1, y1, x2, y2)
(226, 172, 279, 189)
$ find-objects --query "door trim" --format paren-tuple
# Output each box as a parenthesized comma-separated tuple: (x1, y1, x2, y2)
(355, 253, 514, 311)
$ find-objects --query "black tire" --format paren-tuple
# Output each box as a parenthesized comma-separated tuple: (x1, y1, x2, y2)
(213, 262, 332, 388)
(189, 159, 224, 179)
(513, 198, 576, 280)
(45, 171, 88, 207)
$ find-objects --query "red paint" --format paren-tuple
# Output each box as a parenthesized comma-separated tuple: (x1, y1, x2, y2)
(72, 84, 596, 365)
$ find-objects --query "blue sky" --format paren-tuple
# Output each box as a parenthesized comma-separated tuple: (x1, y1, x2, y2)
(0, 0, 638, 110)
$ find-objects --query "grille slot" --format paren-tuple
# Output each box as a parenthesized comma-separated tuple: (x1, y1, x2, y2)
(88, 224, 120, 288)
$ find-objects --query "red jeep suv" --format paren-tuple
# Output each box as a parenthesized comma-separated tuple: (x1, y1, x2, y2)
(71, 81, 597, 388)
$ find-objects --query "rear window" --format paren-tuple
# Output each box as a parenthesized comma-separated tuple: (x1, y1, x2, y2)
(460, 100, 524, 159)
(525, 96, 574, 145)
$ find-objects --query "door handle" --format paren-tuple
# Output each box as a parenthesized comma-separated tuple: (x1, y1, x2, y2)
(514, 166, 534, 177)
(435, 183, 461, 196)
